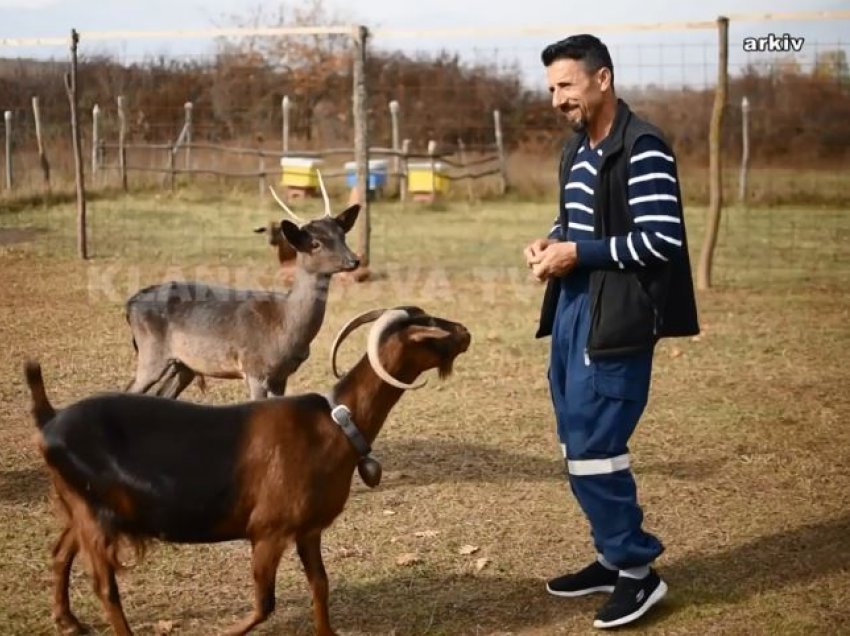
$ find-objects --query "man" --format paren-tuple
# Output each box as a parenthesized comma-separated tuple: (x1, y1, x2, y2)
(524, 34, 699, 629)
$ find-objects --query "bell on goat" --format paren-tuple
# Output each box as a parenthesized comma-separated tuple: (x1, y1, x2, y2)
(357, 457, 382, 488)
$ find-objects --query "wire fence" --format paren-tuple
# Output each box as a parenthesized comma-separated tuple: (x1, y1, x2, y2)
(1, 11, 849, 285)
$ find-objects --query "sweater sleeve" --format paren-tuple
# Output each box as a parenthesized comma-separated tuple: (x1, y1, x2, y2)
(575, 135, 684, 270)
(547, 216, 564, 241)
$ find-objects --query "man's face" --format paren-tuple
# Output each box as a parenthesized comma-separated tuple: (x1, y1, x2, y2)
(546, 58, 609, 132)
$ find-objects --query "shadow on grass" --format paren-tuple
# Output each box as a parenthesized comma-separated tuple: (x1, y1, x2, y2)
(300, 514, 850, 634)
(366, 438, 724, 488)
(638, 512, 850, 629)
(175, 573, 594, 635)
(0, 467, 49, 505)
(375, 438, 562, 486)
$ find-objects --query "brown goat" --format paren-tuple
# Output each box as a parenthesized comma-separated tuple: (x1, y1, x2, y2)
(25, 306, 470, 636)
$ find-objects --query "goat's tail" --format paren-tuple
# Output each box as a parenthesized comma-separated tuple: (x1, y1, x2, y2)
(24, 360, 56, 429)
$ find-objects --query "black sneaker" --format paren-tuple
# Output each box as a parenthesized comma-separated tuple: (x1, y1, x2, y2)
(593, 569, 668, 629)
(546, 561, 618, 597)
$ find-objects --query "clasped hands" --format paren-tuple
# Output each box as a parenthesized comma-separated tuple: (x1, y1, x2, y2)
(523, 238, 579, 282)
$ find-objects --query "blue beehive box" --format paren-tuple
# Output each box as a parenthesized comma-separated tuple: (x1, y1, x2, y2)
(344, 159, 388, 191)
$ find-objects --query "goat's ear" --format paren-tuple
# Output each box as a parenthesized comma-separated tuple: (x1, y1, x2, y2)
(254, 222, 280, 246)
(406, 325, 452, 343)
(280, 220, 313, 252)
(334, 204, 360, 234)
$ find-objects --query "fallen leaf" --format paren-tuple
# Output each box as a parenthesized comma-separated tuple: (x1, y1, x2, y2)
(396, 553, 421, 566)
(382, 509, 397, 516)
(414, 530, 439, 538)
(474, 557, 490, 572)
(458, 544, 479, 555)
(155, 620, 177, 635)
(670, 347, 684, 358)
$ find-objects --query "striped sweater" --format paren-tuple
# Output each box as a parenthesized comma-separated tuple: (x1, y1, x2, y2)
(548, 134, 683, 269)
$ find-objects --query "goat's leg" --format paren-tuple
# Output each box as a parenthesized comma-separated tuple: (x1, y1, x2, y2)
(51, 526, 87, 635)
(245, 376, 268, 400)
(222, 537, 287, 636)
(85, 544, 133, 636)
(296, 533, 336, 636)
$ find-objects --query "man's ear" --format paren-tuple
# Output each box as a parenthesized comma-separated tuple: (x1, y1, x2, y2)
(335, 204, 361, 234)
(597, 67, 612, 92)
(407, 325, 452, 342)
(280, 220, 313, 252)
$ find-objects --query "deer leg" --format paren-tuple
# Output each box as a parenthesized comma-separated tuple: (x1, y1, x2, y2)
(125, 355, 171, 394)
(222, 537, 287, 636)
(51, 526, 87, 635)
(245, 376, 268, 400)
(296, 533, 336, 636)
(156, 363, 195, 399)
(266, 376, 287, 398)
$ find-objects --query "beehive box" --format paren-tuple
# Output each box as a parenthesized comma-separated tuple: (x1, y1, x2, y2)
(344, 159, 389, 191)
(280, 157, 323, 188)
(408, 161, 449, 194)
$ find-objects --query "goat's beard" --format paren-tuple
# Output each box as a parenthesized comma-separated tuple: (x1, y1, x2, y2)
(437, 357, 456, 380)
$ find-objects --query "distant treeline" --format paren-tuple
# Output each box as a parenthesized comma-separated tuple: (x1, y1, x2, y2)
(1, 46, 848, 168)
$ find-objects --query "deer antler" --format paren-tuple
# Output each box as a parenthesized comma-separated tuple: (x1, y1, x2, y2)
(268, 185, 306, 224)
(317, 169, 332, 217)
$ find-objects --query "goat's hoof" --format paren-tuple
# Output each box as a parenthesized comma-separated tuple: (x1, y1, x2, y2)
(54, 613, 89, 635)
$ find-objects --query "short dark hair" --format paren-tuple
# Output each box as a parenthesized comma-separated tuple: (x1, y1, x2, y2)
(541, 34, 614, 84)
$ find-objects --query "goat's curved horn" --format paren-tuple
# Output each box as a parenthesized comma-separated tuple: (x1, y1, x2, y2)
(317, 169, 332, 217)
(367, 309, 427, 391)
(268, 185, 306, 224)
(330, 308, 387, 379)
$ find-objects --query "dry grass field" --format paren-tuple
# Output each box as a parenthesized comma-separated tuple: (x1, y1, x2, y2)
(0, 190, 848, 634)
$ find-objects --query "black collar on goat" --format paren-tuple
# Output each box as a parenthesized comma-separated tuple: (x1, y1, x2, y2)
(25, 306, 470, 636)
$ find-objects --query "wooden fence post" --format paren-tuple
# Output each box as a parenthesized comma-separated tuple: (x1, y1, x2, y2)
(493, 109, 508, 194)
(4, 110, 12, 191)
(91, 103, 100, 182)
(64, 29, 87, 259)
(281, 95, 290, 153)
(458, 137, 474, 204)
(257, 134, 265, 197)
(169, 145, 176, 192)
(738, 96, 750, 205)
(32, 96, 50, 192)
(117, 95, 128, 192)
(389, 99, 400, 194)
(400, 137, 410, 204)
(184, 101, 193, 169)
(352, 25, 371, 271)
(697, 16, 729, 290)
(428, 139, 437, 199)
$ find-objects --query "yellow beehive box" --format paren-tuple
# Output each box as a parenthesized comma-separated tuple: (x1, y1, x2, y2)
(280, 157, 323, 188)
(408, 161, 449, 194)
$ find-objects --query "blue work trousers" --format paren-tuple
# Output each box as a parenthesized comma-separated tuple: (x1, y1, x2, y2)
(548, 276, 663, 569)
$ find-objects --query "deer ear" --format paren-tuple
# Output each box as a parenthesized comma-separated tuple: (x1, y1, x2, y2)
(335, 204, 360, 234)
(407, 326, 452, 343)
(254, 222, 281, 245)
(280, 220, 312, 252)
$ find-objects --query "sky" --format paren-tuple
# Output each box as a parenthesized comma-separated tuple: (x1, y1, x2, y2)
(0, 0, 848, 88)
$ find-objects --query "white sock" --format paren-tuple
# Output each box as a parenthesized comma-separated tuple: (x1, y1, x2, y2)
(620, 565, 650, 579)
(596, 553, 618, 571)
